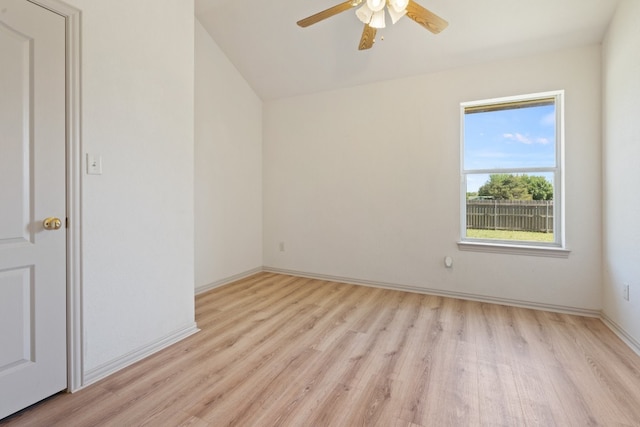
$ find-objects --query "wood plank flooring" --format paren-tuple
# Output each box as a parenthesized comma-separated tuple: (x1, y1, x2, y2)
(3, 272, 640, 426)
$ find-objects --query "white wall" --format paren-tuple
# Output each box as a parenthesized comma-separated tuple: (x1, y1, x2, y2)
(602, 0, 640, 349)
(194, 20, 263, 291)
(264, 45, 602, 312)
(68, 0, 196, 377)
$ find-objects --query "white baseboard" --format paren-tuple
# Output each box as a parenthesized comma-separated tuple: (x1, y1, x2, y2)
(601, 314, 640, 357)
(82, 322, 199, 387)
(195, 267, 263, 295)
(262, 266, 601, 318)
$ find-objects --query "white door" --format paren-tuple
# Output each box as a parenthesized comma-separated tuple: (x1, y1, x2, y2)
(0, 0, 67, 419)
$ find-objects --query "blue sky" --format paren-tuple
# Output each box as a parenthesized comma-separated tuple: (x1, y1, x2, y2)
(464, 104, 556, 193)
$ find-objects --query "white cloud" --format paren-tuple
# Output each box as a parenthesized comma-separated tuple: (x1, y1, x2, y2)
(503, 133, 550, 145)
(503, 132, 532, 144)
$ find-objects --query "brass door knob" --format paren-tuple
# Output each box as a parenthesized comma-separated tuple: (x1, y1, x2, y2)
(43, 217, 62, 230)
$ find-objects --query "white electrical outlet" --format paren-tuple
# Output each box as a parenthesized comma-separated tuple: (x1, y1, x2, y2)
(623, 283, 630, 301)
(279, 242, 285, 252)
(444, 256, 453, 268)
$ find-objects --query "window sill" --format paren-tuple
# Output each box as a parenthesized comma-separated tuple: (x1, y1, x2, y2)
(457, 241, 570, 258)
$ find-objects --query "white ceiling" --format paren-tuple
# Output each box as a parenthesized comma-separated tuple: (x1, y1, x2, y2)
(195, 0, 620, 101)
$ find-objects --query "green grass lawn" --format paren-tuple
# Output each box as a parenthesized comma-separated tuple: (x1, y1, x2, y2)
(466, 229, 554, 242)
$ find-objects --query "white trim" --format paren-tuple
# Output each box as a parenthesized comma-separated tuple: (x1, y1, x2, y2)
(262, 267, 600, 318)
(457, 241, 570, 258)
(27, 0, 83, 393)
(82, 323, 199, 387)
(195, 267, 263, 295)
(460, 90, 564, 111)
(600, 314, 640, 357)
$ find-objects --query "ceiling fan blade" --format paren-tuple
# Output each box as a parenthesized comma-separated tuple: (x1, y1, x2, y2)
(297, 1, 357, 28)
(358, 24, 377, 50)
(405, 0, 449, 34)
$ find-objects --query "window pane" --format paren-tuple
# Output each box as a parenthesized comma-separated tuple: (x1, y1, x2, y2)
(465, 173, 555, 243)
(464, 103, 556, 170)
(461, 92, 563, 248)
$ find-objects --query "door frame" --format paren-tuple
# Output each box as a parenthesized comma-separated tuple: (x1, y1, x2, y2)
(28, 0, 83, 392)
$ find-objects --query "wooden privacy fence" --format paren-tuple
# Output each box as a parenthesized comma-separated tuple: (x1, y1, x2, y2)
(467, 199, 554, 233)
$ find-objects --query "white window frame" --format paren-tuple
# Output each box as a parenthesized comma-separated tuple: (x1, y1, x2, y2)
(458, 90, 569, 258)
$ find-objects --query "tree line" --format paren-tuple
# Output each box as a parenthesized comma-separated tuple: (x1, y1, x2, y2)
(467, 174, 553, 201)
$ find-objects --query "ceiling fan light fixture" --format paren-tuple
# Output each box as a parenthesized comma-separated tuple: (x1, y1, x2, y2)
(356, 4, 373, 24)
(366, 0, 386, 12)
(388, 0, 409, 13)
(369, 9, 386, 28)
(387, 6, 406, 24)
(297, 0, 448, 50)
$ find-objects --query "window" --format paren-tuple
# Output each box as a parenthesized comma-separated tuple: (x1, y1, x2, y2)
(460, 91, 566, 255)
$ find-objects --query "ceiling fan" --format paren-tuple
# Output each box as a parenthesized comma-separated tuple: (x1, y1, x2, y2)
(297, 0, 448, 50)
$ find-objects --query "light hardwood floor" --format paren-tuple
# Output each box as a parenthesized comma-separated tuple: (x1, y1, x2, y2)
(3, 272, 640, 426)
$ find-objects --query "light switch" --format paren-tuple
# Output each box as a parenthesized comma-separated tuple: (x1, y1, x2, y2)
(87, 153, 102, 175)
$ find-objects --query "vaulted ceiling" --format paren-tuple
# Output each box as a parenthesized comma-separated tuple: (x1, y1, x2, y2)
(195, 0, 620, 100)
